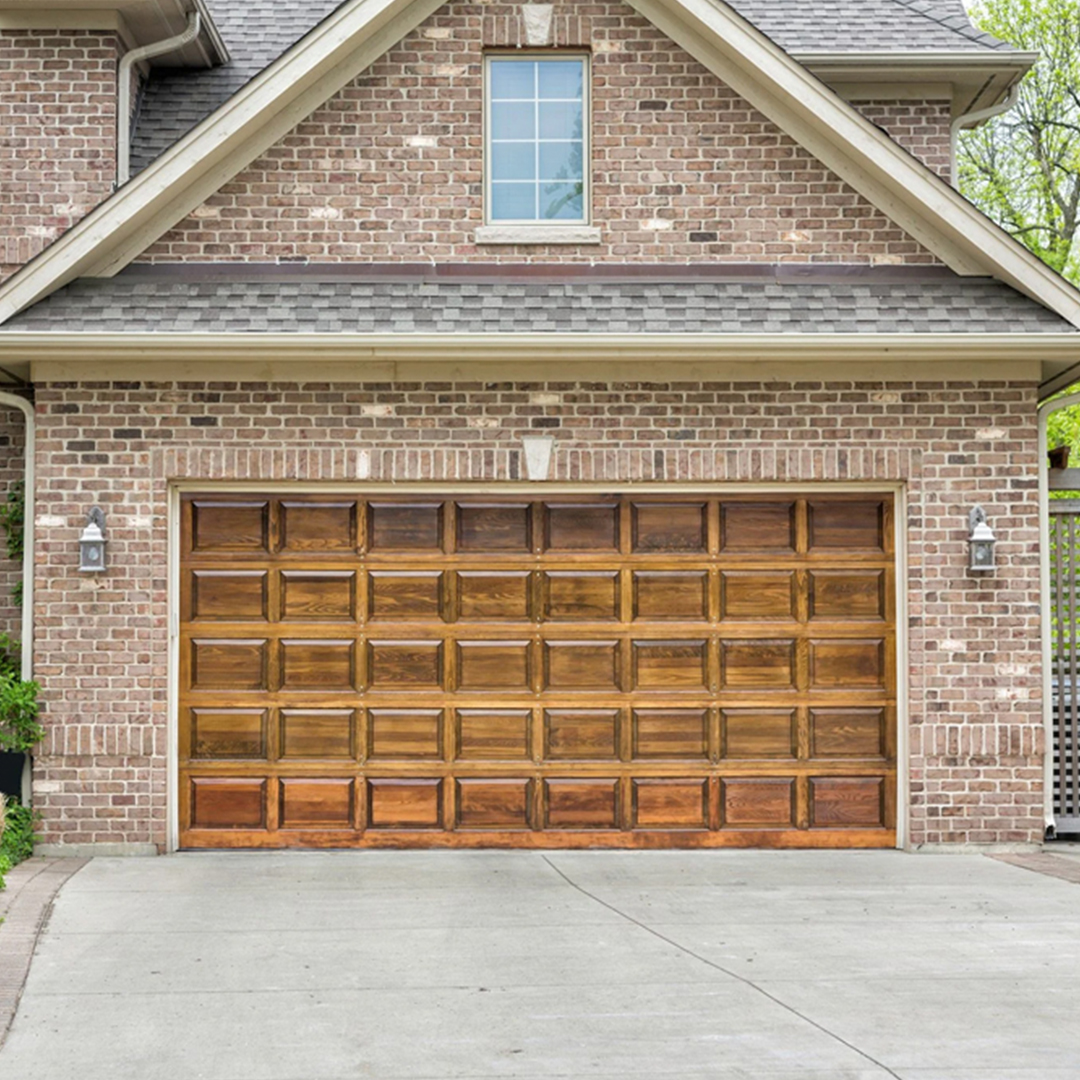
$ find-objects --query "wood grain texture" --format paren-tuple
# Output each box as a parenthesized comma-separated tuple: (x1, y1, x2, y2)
(179, 493, 897, 849)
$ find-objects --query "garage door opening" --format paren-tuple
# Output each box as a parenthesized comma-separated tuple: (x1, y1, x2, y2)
(178, 492, 897, 849)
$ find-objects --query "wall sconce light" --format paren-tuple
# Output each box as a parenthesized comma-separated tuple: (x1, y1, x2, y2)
(79, 507, 107, 573)
(521, 435, 555, 482)
(968, 506, 996, 574)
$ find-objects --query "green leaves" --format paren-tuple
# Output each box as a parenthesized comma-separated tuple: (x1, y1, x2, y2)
(0, 636, 41, 753)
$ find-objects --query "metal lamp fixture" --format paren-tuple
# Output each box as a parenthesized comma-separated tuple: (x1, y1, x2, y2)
(967, 506, 996, 574)
(78, 507, 107, 573)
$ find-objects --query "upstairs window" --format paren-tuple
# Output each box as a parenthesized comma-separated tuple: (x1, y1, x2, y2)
(486, 55, 589, 224)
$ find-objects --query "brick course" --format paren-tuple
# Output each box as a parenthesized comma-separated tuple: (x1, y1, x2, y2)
(29, 378, 1041, 850)
(139, 1, 945, 267)
(0, 30, 119, 282)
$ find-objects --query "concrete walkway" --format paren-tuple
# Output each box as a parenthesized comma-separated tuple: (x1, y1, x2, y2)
(2, 850, 1080, 1079)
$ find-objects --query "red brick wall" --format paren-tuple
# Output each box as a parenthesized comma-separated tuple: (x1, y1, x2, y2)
(858, 99, 952, 182)
(0, 406, 26, 645)
(139, 1, 943, 266)
(29, 378, 1042, 850)
(0, 30, 119, 282)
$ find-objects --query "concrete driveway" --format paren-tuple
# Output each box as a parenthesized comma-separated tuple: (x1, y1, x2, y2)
(1, 850, 1079, 1079)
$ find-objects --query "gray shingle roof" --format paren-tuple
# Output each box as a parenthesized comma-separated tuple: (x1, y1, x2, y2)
(129, 0, 1013, 176)
(5, 268, 1070, 335)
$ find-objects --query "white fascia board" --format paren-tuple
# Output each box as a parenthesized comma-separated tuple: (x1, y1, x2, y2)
(0, 332, 1076, 364)
(628, 0, 1080, 328)
(0, 0, 442, 324)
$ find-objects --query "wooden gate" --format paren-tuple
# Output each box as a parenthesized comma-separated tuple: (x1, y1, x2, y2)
(1050, 500, 1080, 832)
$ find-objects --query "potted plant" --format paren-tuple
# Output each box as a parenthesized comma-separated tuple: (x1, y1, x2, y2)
(0, 634, 41, 801)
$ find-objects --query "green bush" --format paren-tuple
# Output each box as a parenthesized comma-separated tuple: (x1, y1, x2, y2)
(0, 796, 37, 890)
(0, 633, 41, 754)
(0, 480, 24, 564)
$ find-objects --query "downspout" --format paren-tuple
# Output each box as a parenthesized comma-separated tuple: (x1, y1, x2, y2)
(950, 81, 1022, 182)
(1038, 391, 1080, 839)
(0, 391, 34, 805)
(117, 11, 201, 187)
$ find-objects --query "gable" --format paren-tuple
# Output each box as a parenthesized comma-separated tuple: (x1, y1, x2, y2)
(140, 0, 942, 267)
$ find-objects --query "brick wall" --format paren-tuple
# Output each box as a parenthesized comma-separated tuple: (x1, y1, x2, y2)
(139, 0, 943, 267)
(0, 30, 119, 282)
(29, 378, 1041, 850)
(0, 406, 26, 645)
(858, 99, 952, 182)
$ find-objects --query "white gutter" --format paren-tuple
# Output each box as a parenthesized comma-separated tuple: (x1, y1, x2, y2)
(117, 10, 201, 187)
(950, 81, 1023, 182)
(0, 390, 34, 805)
(1038, 391, 1080, 838)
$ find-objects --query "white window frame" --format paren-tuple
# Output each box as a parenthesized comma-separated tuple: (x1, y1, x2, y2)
(483, 52, 592, 228)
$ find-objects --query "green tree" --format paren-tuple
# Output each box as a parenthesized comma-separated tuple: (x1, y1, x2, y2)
(959, 0, 1080, 280)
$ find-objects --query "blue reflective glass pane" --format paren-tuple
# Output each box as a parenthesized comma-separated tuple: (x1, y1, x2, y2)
(490, 60, 535, 100)
(538, 141, 582, 182)
(491, 102, 535, 140)
(492, 142, 536, 181)
(537, 60, 583, 99)
(540, 183, 584, 221)
(539, 100, 582, 140)
(491, 183, 537, 220)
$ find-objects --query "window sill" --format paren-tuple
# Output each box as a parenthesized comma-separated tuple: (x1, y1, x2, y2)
(475, 225, 602, 246)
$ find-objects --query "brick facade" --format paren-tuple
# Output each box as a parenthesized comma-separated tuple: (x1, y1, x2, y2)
(139, 1, 945, 267)
(0, 30, 119, 282)
(29, 378, 1042, 850)
(0, 406, 26, 645)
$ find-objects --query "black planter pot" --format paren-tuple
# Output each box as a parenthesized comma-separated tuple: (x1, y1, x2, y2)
(0, 751, 25, 801)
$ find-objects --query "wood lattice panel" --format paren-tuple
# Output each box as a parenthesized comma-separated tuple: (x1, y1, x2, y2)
(179, 493, 897, 848)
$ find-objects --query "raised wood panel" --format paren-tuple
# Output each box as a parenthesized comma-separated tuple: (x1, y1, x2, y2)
(191, 571, 268, 621)
(368, 502, 442, 551)
(811, 709, 886, 759)
(368, 779, 443, 829)
(368, 641, 442, 690)
(543, 572, 619, 621)
(722, 710, 796, 759)
(721, 640, 795, 690)
(545, 502, 619, 552)
(456, 779, 532, 829)
(368, 709, 443, 760)
(632, 709, 709, 760)
(368, 572, 442, 621)
(280, 640, 355, 691)
(191, 501, 268, 553)
(456, 709, 531, 760)
(458, 641, 532, 690)
(811, 777, 885, 828)
(808, 500, 885, 552)
(280, 501, 357, 553)
(723, 779, 795, 827)
(721, 572, 795, 620)
(190, 778, 266, 829)
(280, 710, 355, 760)
(633, 640, 709, 691)
(457, 503, 530, 552)
(632, 779, 709, 829)
(546, 640, 621, 690)
(545, 709, 619, 761)
(634, 572, 708, 621)
(279, 779, 354, 828)
(190, 639, 267, 691)
(180, 492, 897, 850)
(546, 779, 619, 829)
(809, 571, 886, 620)
(281, 572, 355, 622)
(810, 640, 886, 689)
(633, 502, 707, 553)
(458, 572, 531, 621)
(721, 502, 796, 552)
(190, 709, 267, 759)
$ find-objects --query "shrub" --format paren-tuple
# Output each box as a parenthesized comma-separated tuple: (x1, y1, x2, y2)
(0, 796, 37, 890)
(0, 634, 41, 754)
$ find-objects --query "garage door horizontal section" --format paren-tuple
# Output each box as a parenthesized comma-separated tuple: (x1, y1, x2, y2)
(179, 494, 897, 849)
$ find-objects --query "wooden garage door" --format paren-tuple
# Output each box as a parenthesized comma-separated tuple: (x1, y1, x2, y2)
(179, 493, 897, 849)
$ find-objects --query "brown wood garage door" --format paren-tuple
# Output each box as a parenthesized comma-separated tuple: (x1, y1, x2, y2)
(179, 493, 897, 849)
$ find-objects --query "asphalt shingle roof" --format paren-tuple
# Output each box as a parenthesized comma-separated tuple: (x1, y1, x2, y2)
(5, 269, 1070, 335)
(129, 0, 1014, 176)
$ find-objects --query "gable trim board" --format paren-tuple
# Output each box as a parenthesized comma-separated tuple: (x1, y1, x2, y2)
(0, 0, 1077, 335)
